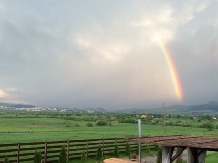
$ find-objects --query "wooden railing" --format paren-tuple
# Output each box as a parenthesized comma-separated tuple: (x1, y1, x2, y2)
(0, 138, 154, 163)
(203, 133, 218, 138)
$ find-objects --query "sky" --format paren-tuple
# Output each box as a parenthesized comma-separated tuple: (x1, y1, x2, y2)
(0, 0, 218, 110)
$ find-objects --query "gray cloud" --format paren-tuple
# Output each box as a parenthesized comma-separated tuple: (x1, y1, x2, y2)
(0, 0, 218, 110)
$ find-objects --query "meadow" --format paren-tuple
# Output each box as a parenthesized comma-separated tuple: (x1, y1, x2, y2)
(0, 112, 216, 144)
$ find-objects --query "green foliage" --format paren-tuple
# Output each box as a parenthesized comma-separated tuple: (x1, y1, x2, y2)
(81, 151, 86, 163)
(86, 123, 93, 127)
(119, 119, 136, 123)
(96, 120, 107, 126)
(154, 145, 159, 151)
(113, 144, 119, 157)
(175, 148, 183, 163)
(200, 122, 214, 130)
(58, 146, 67, 163)
(125, 143, 130, 157)
(34, 150, 42, 163)
(75, 123, 80, 127)
(96, 145, 102, 160)
(108, 122, 112, 127)
(156, 146, 162, 163)
(3, 156, 9, 163)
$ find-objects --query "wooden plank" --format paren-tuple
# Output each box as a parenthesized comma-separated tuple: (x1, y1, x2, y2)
(0, 143, 18, 147)
(104, 158, 141, 163)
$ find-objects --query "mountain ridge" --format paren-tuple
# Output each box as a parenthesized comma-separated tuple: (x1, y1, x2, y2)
(1, 101, 218, 114)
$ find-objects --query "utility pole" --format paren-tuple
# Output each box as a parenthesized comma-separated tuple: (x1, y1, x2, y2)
(162, 103, 166, 132)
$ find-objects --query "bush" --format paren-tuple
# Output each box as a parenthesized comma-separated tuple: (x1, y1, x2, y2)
(201, 122, 214, 131)
(156, 146, 162, 163)
(58, 146, 67, 163)
(96, 145, 102, 160)
(75, 123, 80, 127)
(87, 123, 93, 127)
(81, 151, 86, 163)
(154, 145, 159, 151)
(108, 122, 112, 127)
(3, 156, 9, 163)
(131, 153, 137, 159)
(34, 150, 42, 163)
(96, 120, 107, 126)
(113, 144, 119, 157)
(125, 143, 130, 158)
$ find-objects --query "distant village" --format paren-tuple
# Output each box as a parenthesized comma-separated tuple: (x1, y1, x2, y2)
(0, 105, 103, 113)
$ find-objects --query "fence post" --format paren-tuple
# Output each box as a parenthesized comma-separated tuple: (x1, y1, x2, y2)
(17, 142, 20, 163)
(44, 141, 47, 163)
(102, 138, 105, 156)
(67, 140, 70, 162)
(86, 139, 89, 158)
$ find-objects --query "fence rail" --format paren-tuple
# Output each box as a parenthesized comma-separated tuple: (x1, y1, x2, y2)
(0, 138, 154, 163)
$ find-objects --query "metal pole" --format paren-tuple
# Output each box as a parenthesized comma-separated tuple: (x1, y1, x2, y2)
(163, 103, 166, 132)
(138, 119, 141, 162)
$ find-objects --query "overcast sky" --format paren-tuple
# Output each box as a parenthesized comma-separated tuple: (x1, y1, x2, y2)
(0, 0, 217, 110)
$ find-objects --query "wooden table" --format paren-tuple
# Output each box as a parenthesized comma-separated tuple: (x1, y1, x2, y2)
(104, 158, 141, 163)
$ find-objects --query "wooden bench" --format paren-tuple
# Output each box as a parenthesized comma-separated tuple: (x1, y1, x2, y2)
(104, 158, 141, 163)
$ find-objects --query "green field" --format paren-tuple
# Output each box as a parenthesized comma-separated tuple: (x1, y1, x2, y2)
(206, 152, 218, 163)
(0, 116, 216, 144)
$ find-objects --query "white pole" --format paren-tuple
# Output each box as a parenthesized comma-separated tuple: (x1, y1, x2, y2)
(138, 119, 141, 162)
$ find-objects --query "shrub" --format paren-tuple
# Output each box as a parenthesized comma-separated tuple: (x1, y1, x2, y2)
(154, 145, 159, 151)
(202, 122, 214, 131)
(156, 146, 162, 163)
(125, 143, 130, 158)
(81, 151, 86, 163)
(3, 156, 9, 163)
(96, 120, 107, 126)
(87, 123, 93, 127)
(113, 144, 119, 157)
(131, 153, 137, 159)
(108, 122, 112, 127)
(34, 150, 42, 163)
(58, 146, 67, 163)
(75, 123, 80, 127)
(96, 145, 102, 160)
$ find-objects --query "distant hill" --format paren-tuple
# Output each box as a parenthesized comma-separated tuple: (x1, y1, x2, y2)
(113, 101, 218, 115)
(0, 102, 36, 108)
(0, 102, 13, 107)
(187, 101, 218, 113)
(82, 108, 108, 112)
(9, 104, 36, 108)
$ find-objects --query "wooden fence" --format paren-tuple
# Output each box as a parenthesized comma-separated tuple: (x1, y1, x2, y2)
(0, 138, 154, 163)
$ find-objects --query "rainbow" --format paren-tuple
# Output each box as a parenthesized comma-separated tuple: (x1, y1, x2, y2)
(153, 28, 183, 101)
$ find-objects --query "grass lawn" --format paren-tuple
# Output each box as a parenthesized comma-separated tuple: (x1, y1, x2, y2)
(0, 117, 214, 144)
(206, 152, 218, 163)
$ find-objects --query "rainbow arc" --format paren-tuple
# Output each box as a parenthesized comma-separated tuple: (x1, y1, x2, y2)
(152, 27, 183, 101)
